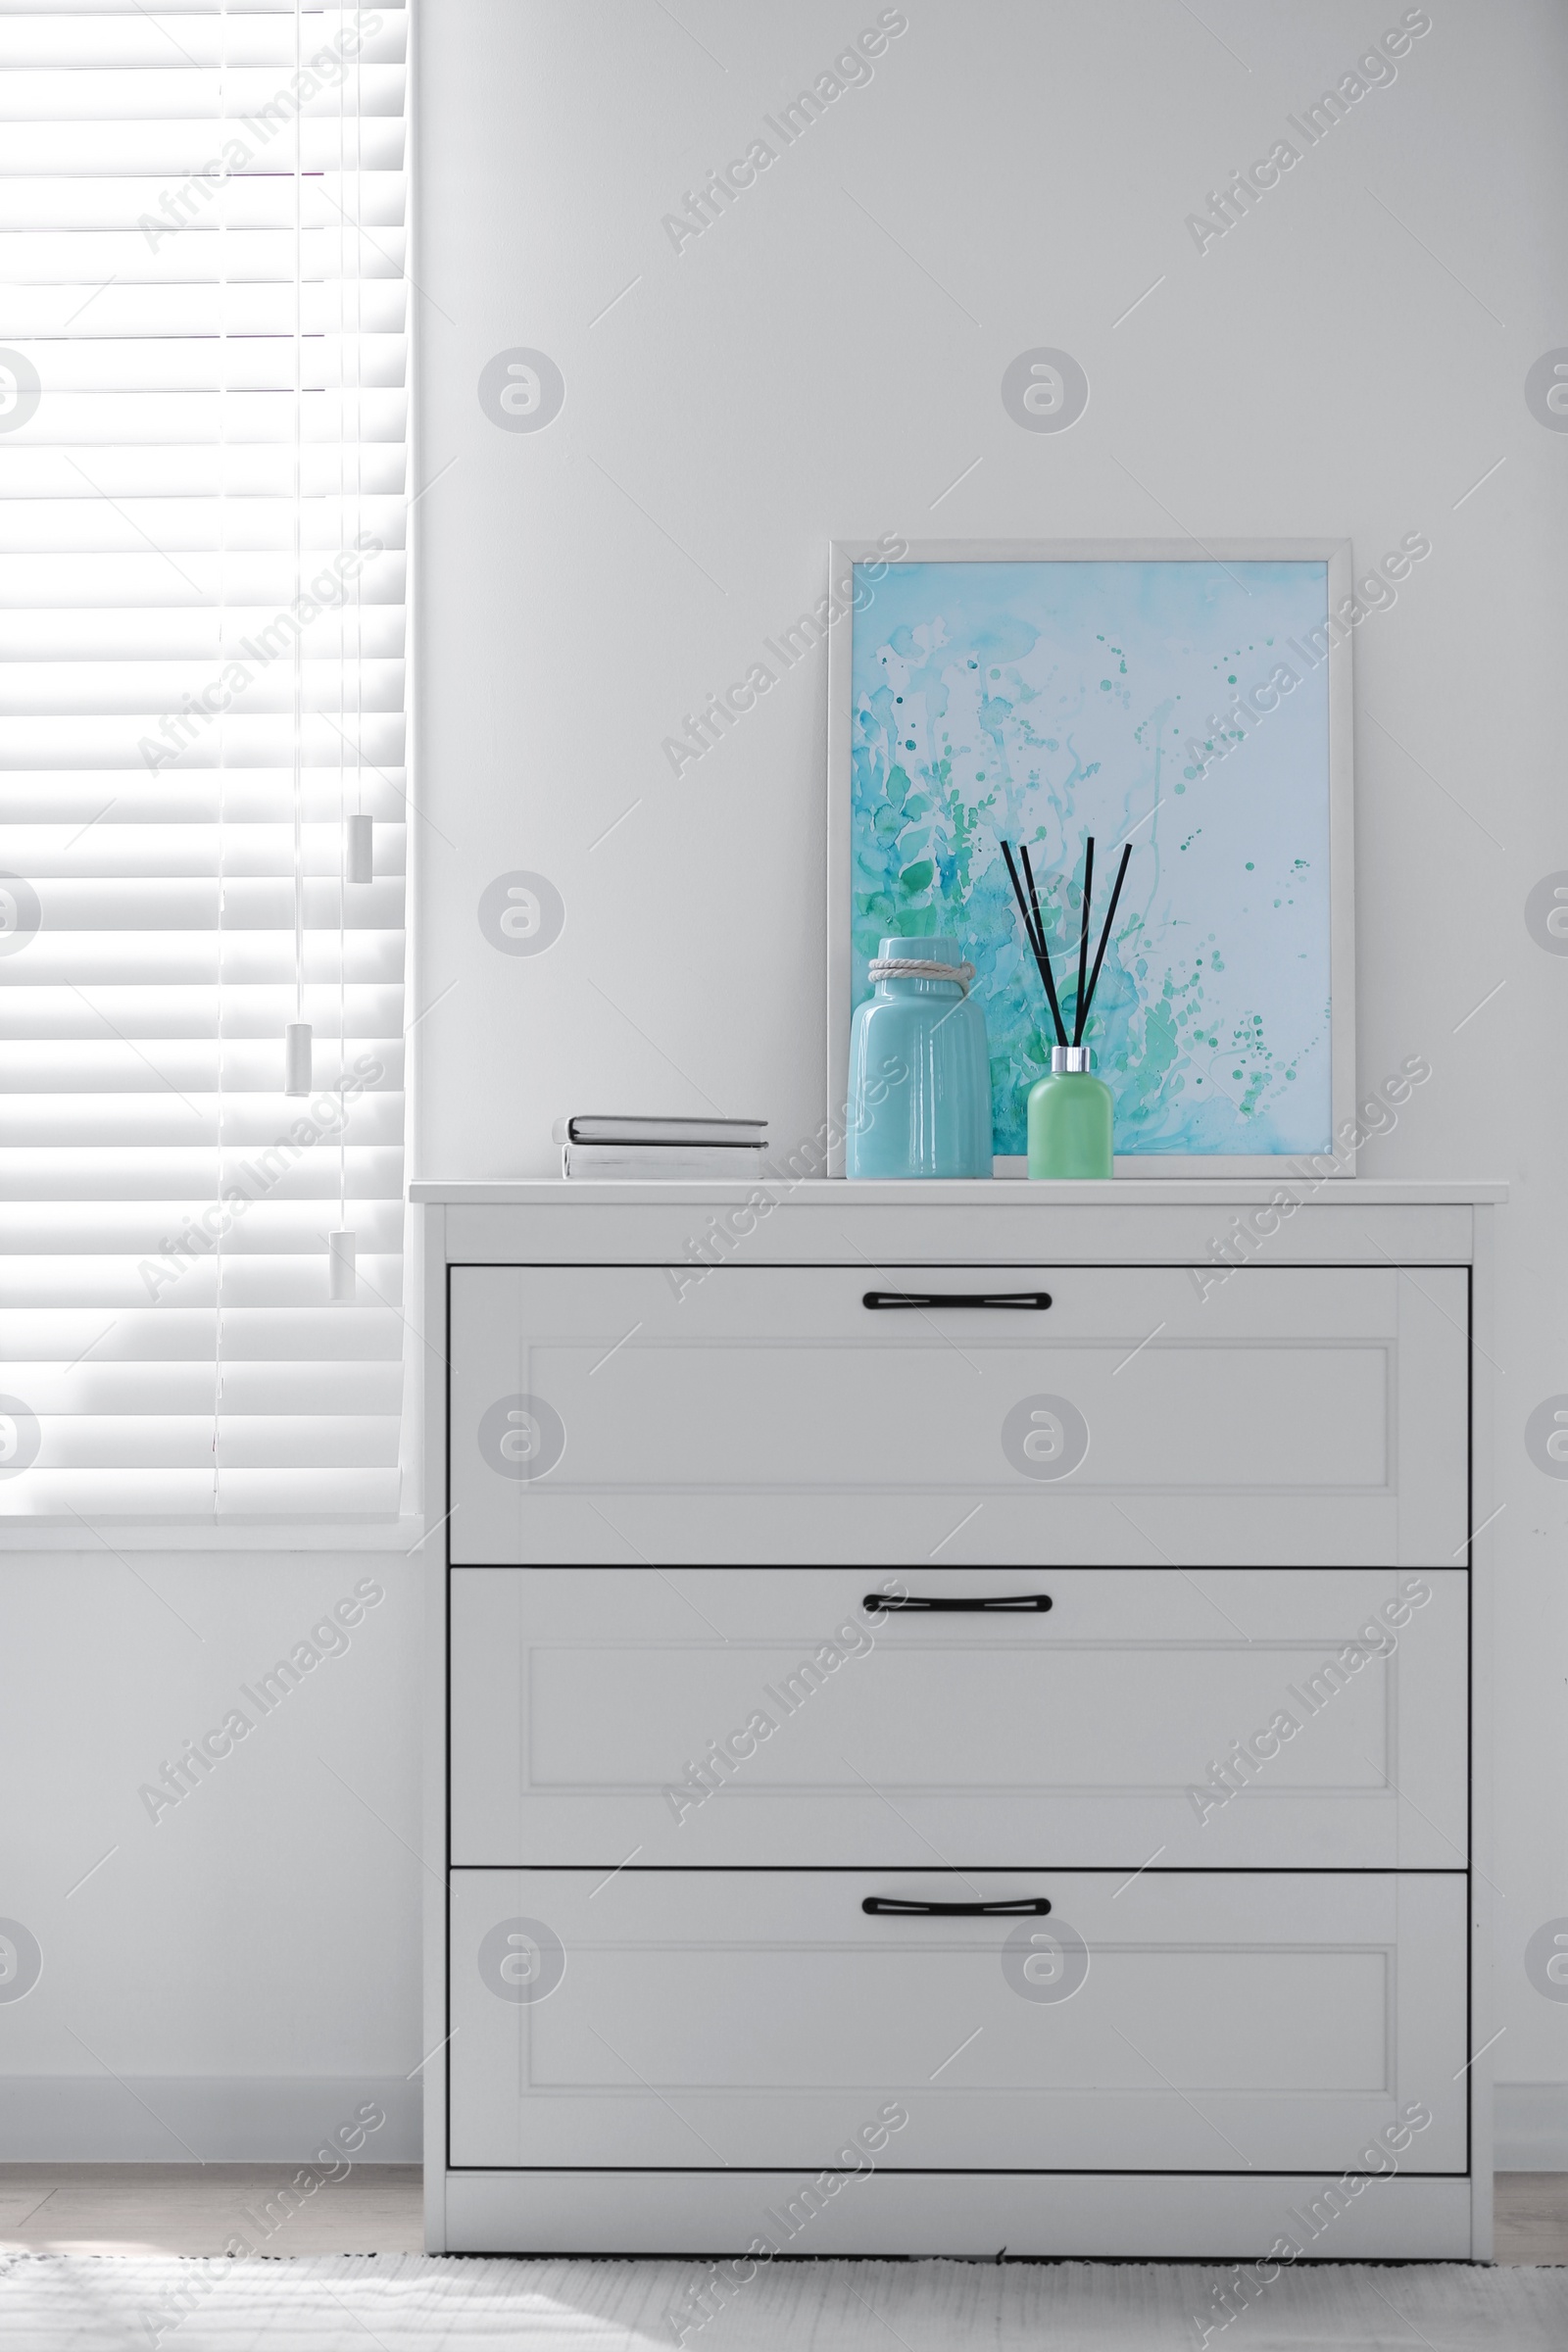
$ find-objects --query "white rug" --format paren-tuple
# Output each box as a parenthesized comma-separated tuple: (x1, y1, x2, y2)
(2, 2253, 1566, 2350)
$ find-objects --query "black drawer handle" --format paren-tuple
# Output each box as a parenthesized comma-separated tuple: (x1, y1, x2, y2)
(861, 1896, 1053, 1917)
(862, 1289, 1052, 1311)
(865, 1592, 1053, 1613)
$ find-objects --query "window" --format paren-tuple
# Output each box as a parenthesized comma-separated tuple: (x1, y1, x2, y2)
(0, 5, 409, 1518)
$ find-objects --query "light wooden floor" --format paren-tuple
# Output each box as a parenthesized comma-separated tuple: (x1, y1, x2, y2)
(0, 2163, 423, 2257)
(1496, 2175, 1568, 2265)
(0, 2167, 1562, 2261)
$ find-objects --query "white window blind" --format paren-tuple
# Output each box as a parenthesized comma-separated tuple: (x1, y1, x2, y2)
(0, 2, 409, 1519)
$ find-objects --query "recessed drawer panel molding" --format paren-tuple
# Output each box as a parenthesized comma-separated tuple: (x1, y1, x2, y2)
(450, 1567, 1467, 1870)
(447, 1869, 1467, 2176)
(447, 1265, 1467, 1565)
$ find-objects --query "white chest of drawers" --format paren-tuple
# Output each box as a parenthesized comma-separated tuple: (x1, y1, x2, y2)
(415, 1179, 1499, 2262)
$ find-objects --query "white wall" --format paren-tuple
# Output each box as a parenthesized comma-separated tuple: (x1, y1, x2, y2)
(0, 1550, 422, 2158)
(4, 0, 1564, 2166)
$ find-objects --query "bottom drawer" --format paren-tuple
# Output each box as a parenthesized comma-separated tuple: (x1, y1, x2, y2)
(448, 1869, 1466, 2175)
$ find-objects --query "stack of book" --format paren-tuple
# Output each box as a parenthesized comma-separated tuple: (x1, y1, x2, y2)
(555, 1114, 767, 1180)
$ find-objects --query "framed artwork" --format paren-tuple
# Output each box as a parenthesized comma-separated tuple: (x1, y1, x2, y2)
(827, 539, 1356, 1176)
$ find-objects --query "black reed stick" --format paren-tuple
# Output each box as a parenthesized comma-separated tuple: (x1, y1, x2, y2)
(1080, 840, 1132, 1035)
(1001, 837, 1059, 1043)
(1018, 840, 1050, 980)
(1072, 836, 1096, 1046)
(1000, 837, 1041, 958)
(1018, 840, 1070, 1050)
(1024, 837, 1071, 1039)
(1020, 832, 1067, 1044)
(1001, 838, 1067, 1049)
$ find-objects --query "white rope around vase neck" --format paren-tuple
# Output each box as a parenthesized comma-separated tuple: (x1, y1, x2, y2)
(867, 956, 976, 991)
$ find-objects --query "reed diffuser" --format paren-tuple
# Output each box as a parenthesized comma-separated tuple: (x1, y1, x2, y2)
(1001, 833, 1130, 1180)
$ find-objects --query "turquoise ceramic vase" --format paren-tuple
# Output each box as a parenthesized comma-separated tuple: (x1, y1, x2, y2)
(846, 935, 993, 1180)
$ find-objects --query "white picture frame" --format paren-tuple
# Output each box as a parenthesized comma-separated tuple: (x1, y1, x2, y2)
(826, 537, 1356, 1178)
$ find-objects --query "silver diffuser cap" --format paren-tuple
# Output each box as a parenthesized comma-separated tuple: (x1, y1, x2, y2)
(1052, 1045, 1095, 1073)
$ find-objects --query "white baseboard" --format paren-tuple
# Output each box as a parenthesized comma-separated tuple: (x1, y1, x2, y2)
(1495, 2083, 1568, 2171)
(0, 2077, 419, 2164)
(443, 2171, 1477, 2260)
(5, 2079, 1554, 2180)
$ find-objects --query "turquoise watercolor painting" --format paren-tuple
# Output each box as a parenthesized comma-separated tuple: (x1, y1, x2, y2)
(849, 560, 1334, 1156)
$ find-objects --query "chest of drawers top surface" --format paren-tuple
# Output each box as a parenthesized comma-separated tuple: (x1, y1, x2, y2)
(415, 1179, 1501, 1269)
(411, 1176, 1504, 1213)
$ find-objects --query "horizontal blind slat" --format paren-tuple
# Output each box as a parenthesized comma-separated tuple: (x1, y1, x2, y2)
(0, 1307, 405, 1361)
(0, 1251, 404, 1300)
(6, 1364, 401, 1413)
(0, 1471, 403, 1522)
(0, 1147, 406, 1199)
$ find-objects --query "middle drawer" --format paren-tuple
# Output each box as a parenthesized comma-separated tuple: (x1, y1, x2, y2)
(450, 1567, 1466, 1870)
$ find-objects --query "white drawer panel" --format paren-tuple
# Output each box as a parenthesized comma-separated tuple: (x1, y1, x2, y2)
(447, 1869, 1467, 2174)
(446, 1264, 1468, 1566)
(450, 1567, 1468, 1870)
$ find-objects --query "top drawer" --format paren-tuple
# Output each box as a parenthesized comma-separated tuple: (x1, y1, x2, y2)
(446, 1264, 1468, 1567)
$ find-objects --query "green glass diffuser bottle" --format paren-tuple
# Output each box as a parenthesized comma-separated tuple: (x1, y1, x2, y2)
(1001, 831, 1131, 1183)
(1027, 1044, 1114, 1179)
